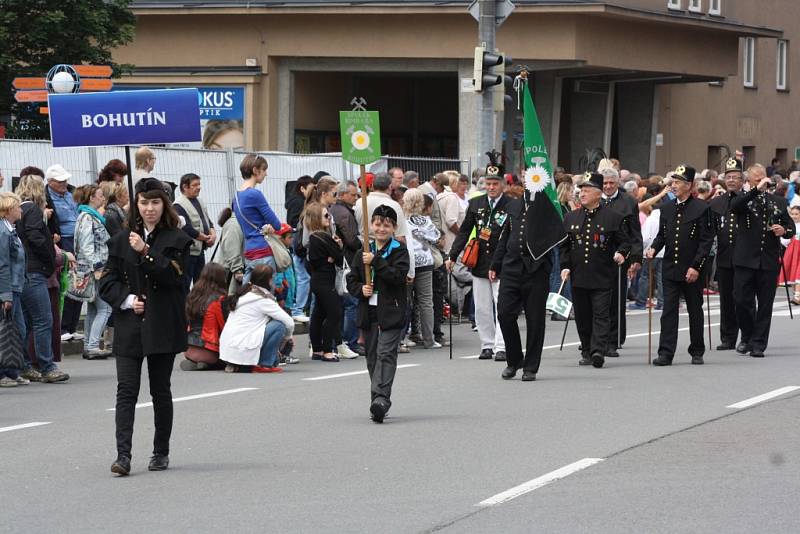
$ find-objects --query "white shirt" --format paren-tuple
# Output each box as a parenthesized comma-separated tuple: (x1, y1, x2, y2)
(219, 288, 295, 365)
(642, 210, 664, 259)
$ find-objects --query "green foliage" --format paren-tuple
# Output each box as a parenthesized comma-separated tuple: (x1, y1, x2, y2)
(0, 0, 136, 139)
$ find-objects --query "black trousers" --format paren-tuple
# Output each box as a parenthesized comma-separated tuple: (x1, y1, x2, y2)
(716, 266, 739, 346)
(115, 354, 176, 458)
(572, 286, 611, 357)
(497, 265, 550, 373)
(61, 298, 82, 335)
(309, 275, 342, 353)
(733, 265, 778, 351)
(658, 277, 705, 360)
(182, 253, 206, 294)
(608, 264, 627, 348)
(364, 321, 403, 409)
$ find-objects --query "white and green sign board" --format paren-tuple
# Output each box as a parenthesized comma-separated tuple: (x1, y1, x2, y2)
(339, 110, 381, 165)
(546, 292, 572, 318)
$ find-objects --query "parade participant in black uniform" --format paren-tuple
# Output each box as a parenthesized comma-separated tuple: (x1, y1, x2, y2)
(99, 178, 192, 476)
(560, 172, 631, 369)
(489, 188, 566, 382)
(646, 165, 714, 366)
(730, 164, 794, 358)
(709, 157, 745, 350)
(346, 205, 410, 423)
(600, 167, 643, 357)
(447, 156, 509, 362)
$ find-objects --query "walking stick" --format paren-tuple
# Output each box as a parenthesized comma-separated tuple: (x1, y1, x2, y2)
(448, 272, 453, 360)
(617, 264, 622, 350)
(706, 274, 713, 350)
(779, 251, 794, 320)
(647, 260, 654, 365)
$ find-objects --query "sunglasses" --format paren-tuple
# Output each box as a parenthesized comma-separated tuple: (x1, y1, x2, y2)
(324, 213, 331, 219)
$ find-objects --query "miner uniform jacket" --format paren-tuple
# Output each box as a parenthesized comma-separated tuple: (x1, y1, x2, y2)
(709, 192, 740, 269)
(99, 227, 192, 358)
(449, 193, 509, 278)
(650, 196, 715, 282)
(730, 188, 794, 270)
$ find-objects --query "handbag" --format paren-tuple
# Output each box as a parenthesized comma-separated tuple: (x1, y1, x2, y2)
(335, 257, 350, 296)
(461, 238, 480, 269)
(66, 268, 96, 302)
(0, 309, 25, 370)
(234, 191, 291, 272)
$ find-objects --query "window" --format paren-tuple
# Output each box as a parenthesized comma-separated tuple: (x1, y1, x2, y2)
(667, 0, 681, 10)
(744, 37, 756, 88)
(709, 0, 722, 16)
(688, 0, 702, 13)
(777, 39, 789, 91)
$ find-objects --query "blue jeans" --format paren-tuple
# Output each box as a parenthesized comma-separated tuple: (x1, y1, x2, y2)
(291, 253, 310, 316)
(258, 320, 287, 367)
(0, 292, 25, 379)
(635, 258, 664, 307)
(21, 273, 56, 373)
(85, 295, 112, 351)
(243, 255, 276, 285)
(342, 292, 360, 349)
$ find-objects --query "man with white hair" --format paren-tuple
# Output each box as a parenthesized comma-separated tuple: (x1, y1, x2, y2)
(601, 167, 642, 357)
(133, 146, 156, 182)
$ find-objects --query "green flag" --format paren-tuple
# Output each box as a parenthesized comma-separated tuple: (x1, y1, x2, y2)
(521, 79, 562, 219)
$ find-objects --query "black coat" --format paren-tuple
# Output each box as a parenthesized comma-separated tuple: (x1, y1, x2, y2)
(99, 227, 192, 358)
(604, 188, 643, 264)
(560, 205, 630, 289)
(651, 197, 714, 282)
(449, 193, 509, 278)
(491, 196, 560, 276)
(709, 191, 741, 269)
(730, 188, 794, 270)
(17, 202, 55, 277)
(328, 201, 361, 265)
(346, 240, 410, 331)
(285, 194, 305, 230)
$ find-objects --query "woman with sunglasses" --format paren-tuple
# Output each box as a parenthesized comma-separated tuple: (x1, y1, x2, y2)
(99, 178, 192, 476)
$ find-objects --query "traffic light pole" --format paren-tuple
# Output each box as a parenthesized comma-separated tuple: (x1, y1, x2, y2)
(477, 0, 497, 169)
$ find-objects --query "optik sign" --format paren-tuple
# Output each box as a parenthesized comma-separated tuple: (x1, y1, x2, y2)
(198, 88, 243, 119)
(48, 88, 201, 148)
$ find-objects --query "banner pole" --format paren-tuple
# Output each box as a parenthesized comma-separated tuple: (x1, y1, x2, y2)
(124, 145, 134, 206)
(359, 164, 371, 283)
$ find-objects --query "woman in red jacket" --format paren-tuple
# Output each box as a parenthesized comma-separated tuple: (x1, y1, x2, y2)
(182, 263, 229, 370)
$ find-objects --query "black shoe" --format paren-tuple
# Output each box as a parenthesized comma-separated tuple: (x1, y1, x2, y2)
(111, 455, 131, 476)
(652, 357, 672, 366)
(148, 454, 169, 471)
(736, 342, 752, 355)
(750, 349, 765, 358)
(370, 401, 387, 423)
(716, 343, 736, 351)
(478, 349, 493, 360)
(521, 370, 537, 381)
(501, 366, 517, 380)
(591, 353, 605, 368)
(493, 351, 506, 362)
(606, 349, 620, 358)
(578, 357, 592, 366)
(691, 356, 704, 365)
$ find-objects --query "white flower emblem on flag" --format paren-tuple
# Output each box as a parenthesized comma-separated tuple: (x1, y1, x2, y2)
(524, 164, 551, 194)
(351, 130, 370, 150)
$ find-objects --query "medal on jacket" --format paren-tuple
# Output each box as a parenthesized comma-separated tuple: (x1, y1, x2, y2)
(479, 228, 492, 241)
(494, 212, 507, 226)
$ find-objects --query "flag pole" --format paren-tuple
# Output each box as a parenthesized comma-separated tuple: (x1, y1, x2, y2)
(359, 164, 371, 283)
(647, 260, 654, 364)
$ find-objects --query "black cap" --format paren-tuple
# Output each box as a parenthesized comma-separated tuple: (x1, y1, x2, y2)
(484, 149, 505, 181)
(372, 204, 398, 224)
(135, 177, 170, 196)
(672, 164, 696, 183)
(577, 171, 603, 190)
(724, 157, 744, 174)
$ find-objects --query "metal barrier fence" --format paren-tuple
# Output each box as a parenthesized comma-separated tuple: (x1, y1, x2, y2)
(0, 139, 470, 225)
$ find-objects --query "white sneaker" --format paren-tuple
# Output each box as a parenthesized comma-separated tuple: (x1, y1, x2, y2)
(0, 377, 18, 388)
(293, 315, 310, 323)
(426, 342, 443, 349)
(60, 333, 73, 342)
(71, 332, 85, 341)
(337, 343, 359, 359)
(15, 376, 30, 386)
(404, 338, 417, 347)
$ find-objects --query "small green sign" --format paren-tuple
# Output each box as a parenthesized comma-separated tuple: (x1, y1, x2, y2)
(340, 110, 381, 165)
(546, 292, 572, 317)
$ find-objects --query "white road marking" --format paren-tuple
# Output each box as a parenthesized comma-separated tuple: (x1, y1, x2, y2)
(460, 323, 720, 359)
(303, 364, 420, 381)
(0, 422, 51, 433)
(106, 387, 259, 411)
(726, 386, 800, 409)
(477, 457, 604, 506)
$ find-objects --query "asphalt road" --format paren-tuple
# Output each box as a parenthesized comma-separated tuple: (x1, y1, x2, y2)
(2, 295, 799, 533)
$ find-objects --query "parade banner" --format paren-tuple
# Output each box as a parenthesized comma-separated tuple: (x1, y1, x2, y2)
(339, 110, 381, 165)
(48, 88, 200, 148)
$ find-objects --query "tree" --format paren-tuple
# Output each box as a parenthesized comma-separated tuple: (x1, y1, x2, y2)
(0, 0, 136, 139)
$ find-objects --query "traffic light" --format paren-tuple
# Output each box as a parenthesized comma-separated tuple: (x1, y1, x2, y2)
(473, 46, 513, 92)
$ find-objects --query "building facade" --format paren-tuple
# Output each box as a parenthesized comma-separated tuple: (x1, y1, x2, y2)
(117, 0, 794, 175)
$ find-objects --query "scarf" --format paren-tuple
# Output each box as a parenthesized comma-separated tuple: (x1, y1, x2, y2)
(78, 204, 106, 225)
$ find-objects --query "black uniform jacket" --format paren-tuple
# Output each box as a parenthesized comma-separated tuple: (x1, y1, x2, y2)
(709, 191, 741, 269)
(560, 205, 631, 289)
(99, 227, 192, 358)
(490, 196, 557, 276)
(604, 188, 643, 264)
(730, 188, 794, 270)
(651, 196, 714, 282)
(346, 240, 410, 331)
(450, 193, 509, 278)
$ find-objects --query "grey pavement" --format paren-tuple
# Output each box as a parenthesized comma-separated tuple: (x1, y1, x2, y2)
(2, 295, 799, 533)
